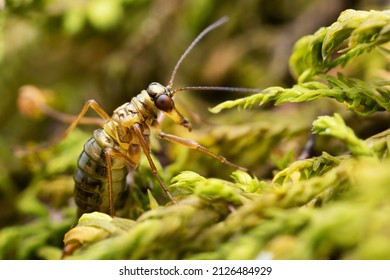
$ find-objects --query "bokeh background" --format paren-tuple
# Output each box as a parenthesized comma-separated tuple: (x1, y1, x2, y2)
(1, 0, 390, 255)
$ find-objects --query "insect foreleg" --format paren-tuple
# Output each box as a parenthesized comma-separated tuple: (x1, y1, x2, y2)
(132, 123, 177, 204)
(157, 131, 251, 174)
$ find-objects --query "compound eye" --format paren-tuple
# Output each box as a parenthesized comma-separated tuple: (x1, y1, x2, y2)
(155, 95, 173, 111)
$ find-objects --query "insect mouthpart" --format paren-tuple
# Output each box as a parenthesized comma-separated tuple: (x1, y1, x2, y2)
(146, 83, 192, 131)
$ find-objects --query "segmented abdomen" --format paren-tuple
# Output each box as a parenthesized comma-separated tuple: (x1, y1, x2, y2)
(74, 128, 128, 217)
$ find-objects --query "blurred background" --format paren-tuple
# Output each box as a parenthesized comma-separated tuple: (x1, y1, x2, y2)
(1, 0, 390, 230)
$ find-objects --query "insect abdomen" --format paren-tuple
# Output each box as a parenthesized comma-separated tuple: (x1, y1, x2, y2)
(74, 128, 128, 217)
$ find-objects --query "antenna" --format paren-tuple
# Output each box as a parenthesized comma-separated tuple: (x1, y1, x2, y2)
(167, 16, 229, 88)
(171, 86, 260, 95)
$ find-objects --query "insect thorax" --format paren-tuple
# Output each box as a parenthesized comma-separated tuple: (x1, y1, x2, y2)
(103, 90, 156, 151)
(111, 91, 158, 126)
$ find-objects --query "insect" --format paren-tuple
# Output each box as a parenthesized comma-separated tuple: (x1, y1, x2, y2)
(20, 17, 258, 218)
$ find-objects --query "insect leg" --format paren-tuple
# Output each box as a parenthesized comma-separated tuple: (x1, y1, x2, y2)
(104, 148, 115, 217)
(132, 123, 177, 204)
(18, 86, 104, 126)
(63, 99, 110, 137)
(157, 131, 251, 174)
(20, 99, 110, 154)
(103, 147, 139, 216)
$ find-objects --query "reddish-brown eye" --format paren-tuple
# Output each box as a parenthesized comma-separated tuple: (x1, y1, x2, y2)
(155, 95, 173, 111)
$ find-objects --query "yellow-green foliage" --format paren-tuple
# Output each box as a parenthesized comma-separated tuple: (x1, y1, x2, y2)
(211, 10, 390, 116)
